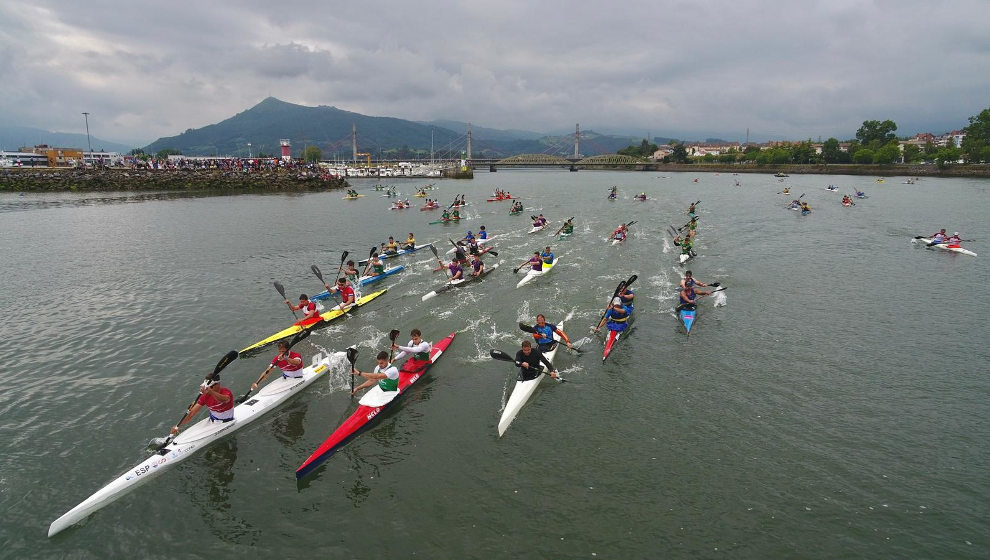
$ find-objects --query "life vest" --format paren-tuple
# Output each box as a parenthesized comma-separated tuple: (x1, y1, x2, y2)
(533, 323, 556, 345)
(376, 365, 399, 392)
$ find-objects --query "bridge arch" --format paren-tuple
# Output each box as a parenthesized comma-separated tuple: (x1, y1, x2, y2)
(495, 154, 572, 165)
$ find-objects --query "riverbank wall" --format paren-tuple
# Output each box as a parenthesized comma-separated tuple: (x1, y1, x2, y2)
(0, 168, 350, 192)
(648, 163, 990, 177)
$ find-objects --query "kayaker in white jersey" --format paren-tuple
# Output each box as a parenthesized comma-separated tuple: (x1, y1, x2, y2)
(170, 376, 234, 435)
(351, 351, 399, 396)
(928, 229, 948, 245)
(945, 232, 964, 247)
(391, 329, 432, 362)
(514, 339, 559, 381)
(251, 340, 304, 391)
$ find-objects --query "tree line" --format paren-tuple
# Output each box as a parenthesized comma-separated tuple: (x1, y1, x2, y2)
(618, 106, 990, 168)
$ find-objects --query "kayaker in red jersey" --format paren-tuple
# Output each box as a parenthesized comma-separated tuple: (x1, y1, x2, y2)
(323, 278, 356, 311)
(170, 376, 234, 435)
(250, 340, 304, 392)
(392, 329, 432, 361)
(514, 339, 559, 381)
(351, 351, 400, 396)
(285, 294, 320, 322)
(945, 232, 963, 247)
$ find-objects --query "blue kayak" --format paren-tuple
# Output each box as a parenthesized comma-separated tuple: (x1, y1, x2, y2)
(358, 244, 431, 265)
(679, 304, 696, 335)
(311, 266, 404, 300)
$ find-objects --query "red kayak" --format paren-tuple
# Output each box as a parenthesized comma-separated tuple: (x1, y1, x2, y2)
(486, 196, 516, 202)
(602, 329, 622, 362)
(295, 332, 457, 479)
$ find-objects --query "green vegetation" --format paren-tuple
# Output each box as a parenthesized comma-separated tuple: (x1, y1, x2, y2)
(303, 145, 322, 163)
(962, 107, 990, 163)
(617, 139, 658, 159)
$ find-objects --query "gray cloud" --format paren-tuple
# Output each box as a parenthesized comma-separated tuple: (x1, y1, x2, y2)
(1, 0, 987, 147)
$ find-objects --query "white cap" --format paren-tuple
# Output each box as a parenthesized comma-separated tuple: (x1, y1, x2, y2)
(612, 297, 622, 306)
(954, 232, 959, 235)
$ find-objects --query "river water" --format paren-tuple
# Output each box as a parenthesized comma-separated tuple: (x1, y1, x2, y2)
(1, 170, 988, 559)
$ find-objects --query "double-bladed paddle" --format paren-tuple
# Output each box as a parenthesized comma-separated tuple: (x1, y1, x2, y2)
(153, 350, 239, 450)
(347, 346, 358, 394)
(489, 349, 565, 382)
(236, 323, 318, 404)
(274, 281, 299, 322)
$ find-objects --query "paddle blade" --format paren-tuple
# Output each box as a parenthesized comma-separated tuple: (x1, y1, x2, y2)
(368, 246, 377, 257)
(340, 251, 348, 263)
(213, 350, 239, 376)
(518, 322, 537, 334)
(489, 349, 515, 362)
(710, 282, 720, 287)
(273, 281, 288, 300)
(389, 329, 400, 343)
(346, 346, 358, 366)
(487, 250, 499, 257)
(311, 265, 325, 283)
(429, 245, 439, 258)
(625, 274, 638, 288)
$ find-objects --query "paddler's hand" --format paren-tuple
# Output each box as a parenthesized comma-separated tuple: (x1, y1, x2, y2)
(170, 425, 180, 436)
(284, 299, 291, 306)
(550, 371, 560, 380)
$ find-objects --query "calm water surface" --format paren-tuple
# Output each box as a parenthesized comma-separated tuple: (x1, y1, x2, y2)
(0, 170, 988, 558)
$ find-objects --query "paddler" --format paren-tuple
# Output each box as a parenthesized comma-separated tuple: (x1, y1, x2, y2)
(593, 298, 631, 335)
(461, 230, 476, 245)
(530, 314, 573, 352)
(683, 216, 699, 233)
(469, 253, 486, 277)
(540, 246, 554, 265)
(517, 251, 542, 274)
(687, 202, 697, 214)
(170, 375, 234, 435)
(323, 278, 356, 311)
(364, 254, 386, 277)
(403, 233, 416, 250)
(251, 340, 304, 391)
(451, 208, 461, 220)
(439, 258, 463, 281)
(441, 208, 451, 221)
(945, 232, 964, 247)
(351, 351, 399, 397)
(392, 328, 432, 361)
(514, 339, 560, 381)
(612, 223, 627, 242)
(560, 219, 574, 235)
(928, 228, 948, 245)
(384, 236, 399, 255)
(285, 294, 321, 322)
(680, 235, 696, 258)
(478, 225, 488, 240)
(679, 270, 717, 290)
(800, 202, 811, 214)
(676, 283, 711, 312)
(616, 285, 635, 310)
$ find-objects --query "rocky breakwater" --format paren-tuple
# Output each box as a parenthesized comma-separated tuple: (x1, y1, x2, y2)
(0, 167, 350, 192)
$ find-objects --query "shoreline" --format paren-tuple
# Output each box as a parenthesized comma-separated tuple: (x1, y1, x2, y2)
(0, 167, 350, 192)
(643, 162, 990, 177)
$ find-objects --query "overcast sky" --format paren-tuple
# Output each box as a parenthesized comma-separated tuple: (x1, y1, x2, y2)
(2, 0, 987, 147)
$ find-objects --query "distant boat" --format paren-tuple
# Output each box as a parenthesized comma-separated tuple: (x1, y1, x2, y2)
(774, 172, 789, 178)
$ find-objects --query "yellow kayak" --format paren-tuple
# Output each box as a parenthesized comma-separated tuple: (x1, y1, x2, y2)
(240, 289, 387, 354)
(342, 194, 364, 200)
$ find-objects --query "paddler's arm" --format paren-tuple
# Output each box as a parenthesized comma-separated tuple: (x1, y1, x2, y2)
(351, 368, 384, 394)
(251, 363, 277, 390)
(538, 353, 560, 379)
(554, 328, 573, 347)
(171, 403, 204, 435)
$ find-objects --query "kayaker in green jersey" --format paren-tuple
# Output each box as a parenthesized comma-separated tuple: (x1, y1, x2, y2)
(343, 260, 360, 284)
(451, 208, 461, 220)
(364, 254, 385, 277)
(684, 216, 699, 233)
(391, 329, 432, 361)
(351, 351, 399, 396)
(680, 236, 695, 257)
(441, 209, 451, 221)
(687, 202, 697, 215)
(561, 219, 574, 235)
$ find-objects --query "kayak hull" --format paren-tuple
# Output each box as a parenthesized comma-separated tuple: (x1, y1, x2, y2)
(311, 267, 404, 299)
(516, 257, 557, 288)
(295, 333, 457, 479)
(679, 305, 696, 334)
(240, 289, 388, 354)
(913, 238, 977, 256)
(422, 263, 499, 301)
(497, 321, 563, 436)
(358, 244, 430, 265)
(48, 352, 340, 537)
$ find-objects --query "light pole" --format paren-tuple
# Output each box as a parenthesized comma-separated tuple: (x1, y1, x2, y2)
(247, 142, 252, 158)
(81, 112, 92, 159)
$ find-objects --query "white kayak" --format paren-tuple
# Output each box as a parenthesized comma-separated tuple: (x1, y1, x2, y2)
(421, 263, 499, 301)
(498, 321, 563, 436)
(679, 252, 692, 264)
(445, 235, 496, 254)
(48, 352, 343, 537)
(610, 236, 625, 246)
(516, 257, 558, 288)
(528, 223, 548, 234)
(912, 238, 977, 257)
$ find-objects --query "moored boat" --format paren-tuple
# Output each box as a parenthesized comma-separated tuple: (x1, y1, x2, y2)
(295, 332, 457, 479)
